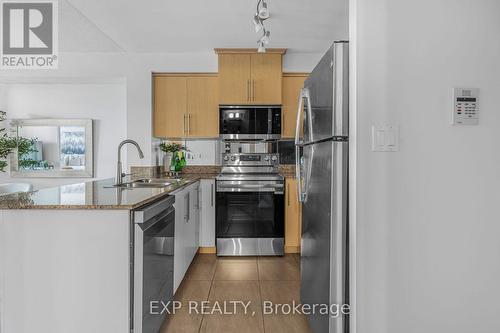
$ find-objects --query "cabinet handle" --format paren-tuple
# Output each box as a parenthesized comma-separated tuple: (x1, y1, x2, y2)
(211, 183, 214, 207)
(247, 80, 250, 102)
(287, 183, 290, 206)
(188, 114, 191, 135)
(185, 192, 190, 222)
(196, 186, 200, 209)
(183, 114, 187, 135)
(252, 80, 256, 101)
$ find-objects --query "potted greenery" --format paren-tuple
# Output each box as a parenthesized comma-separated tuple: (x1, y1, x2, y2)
(159, 142, 188, 172)
(0, 110, 40, 172)
(0, 110, 19, 172)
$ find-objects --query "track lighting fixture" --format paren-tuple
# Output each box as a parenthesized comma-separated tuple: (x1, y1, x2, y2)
(253, 0, 271, 52)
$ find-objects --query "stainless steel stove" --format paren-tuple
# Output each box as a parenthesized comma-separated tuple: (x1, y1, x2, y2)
(215, 152, 284, 256)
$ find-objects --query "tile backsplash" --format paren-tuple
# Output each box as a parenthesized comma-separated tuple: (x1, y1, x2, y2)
(153, 139, 220, 166)
(153, 138, 295, 166)
(184, 140, 220, 165)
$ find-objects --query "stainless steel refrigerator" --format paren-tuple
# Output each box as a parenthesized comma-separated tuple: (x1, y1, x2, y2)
(295, 41, 349, 333)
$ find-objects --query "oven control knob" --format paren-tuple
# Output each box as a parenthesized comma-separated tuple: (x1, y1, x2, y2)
(230, 156, 236, 161)
(223, 156, 229, 161)
(271, 155, 278, 161)
(264, 156, 270, 161)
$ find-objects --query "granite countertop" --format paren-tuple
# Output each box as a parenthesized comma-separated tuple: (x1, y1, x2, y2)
(0, 164, 291, 210)
(0, 175, 207, 210)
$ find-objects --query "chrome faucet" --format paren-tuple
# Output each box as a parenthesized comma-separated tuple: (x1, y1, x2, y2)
(115, 139, 144, 185)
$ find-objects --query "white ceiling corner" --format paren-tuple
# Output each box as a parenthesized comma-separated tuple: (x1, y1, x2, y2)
(60, 0, 125, 52)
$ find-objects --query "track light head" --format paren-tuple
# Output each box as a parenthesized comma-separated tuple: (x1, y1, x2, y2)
(253, 14, 263, 32)
(258, 0, 270, 19)
(261, 30, 270, 44)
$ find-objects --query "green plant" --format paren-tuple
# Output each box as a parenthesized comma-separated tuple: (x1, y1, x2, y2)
(0, 110, 40, 172)
(159, 142, 188, 153)
(0, 110, 13, 172)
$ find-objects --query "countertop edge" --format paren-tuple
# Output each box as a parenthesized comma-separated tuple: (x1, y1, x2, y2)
(0, 176, 206, 211)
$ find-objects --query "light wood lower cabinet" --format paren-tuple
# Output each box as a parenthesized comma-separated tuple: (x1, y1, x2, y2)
(285, 177, 302, 253)
(153, 74, 219, 138)
(282, 73, 308, 138)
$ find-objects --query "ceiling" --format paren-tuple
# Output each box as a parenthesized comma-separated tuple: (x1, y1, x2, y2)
(61, 0, 349, 54)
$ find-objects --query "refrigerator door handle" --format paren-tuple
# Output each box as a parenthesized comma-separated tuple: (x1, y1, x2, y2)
(294, 88, 314, 146)
(295, 88, 314, 203)
(295, 145, 305, 202)
(294, 89, 305, 146)
(333, 41, 349, 137)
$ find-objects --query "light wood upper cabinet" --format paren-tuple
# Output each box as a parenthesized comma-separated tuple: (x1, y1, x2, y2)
(186, 76, 219, 138)
(285, 177, 302, 252)
(218, 54, 251, 105)
(216, 49, 286, 105)
(282, 73, 308, 138)
(153, 74, 219, 138)
(250, 53, 282, 104)
(153, 76, 187, 138)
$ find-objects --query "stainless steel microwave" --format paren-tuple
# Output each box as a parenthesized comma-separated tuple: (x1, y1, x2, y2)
(219, 106, 281, 140)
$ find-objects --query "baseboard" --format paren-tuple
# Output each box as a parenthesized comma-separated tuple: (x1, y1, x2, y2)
(284, 246, 301, 254)
(198, 246, 216, 254)
(198, 246, 298, 254)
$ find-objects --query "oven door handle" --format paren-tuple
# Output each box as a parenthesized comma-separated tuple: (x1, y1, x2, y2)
(218, 184, 282, 189)
(217, 184, 283, 192)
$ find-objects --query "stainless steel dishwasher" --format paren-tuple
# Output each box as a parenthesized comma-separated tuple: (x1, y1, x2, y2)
(132, 196, 175, 333)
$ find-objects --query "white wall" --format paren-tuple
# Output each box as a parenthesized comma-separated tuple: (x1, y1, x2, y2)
(0, 83, 126, 189)
(355, 0, 500, 332)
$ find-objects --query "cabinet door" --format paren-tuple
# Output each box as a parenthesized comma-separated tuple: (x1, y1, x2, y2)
(173, 188, 187, 293)
(153, 76, 187, 138)
(285, 178, 302, 252)
(199, 179, 216, 247)
(218, 54, 251, 104)
(250, 53, 282, 104)
(187, 76, 219, 138)
(282, 74, 308, 138)
(186, 184, 200, 264)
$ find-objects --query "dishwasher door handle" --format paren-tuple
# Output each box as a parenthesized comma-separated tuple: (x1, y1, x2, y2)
(134, 196, 175, 223)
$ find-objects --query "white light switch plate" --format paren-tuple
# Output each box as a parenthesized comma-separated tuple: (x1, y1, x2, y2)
(372, 125, 399, 152)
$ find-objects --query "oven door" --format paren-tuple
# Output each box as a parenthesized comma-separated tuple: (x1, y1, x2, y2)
(216, 181, 284, 255)
(219, 106, 281, 140)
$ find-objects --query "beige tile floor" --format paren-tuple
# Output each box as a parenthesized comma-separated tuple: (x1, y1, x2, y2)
(160, 254, 312, 333)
